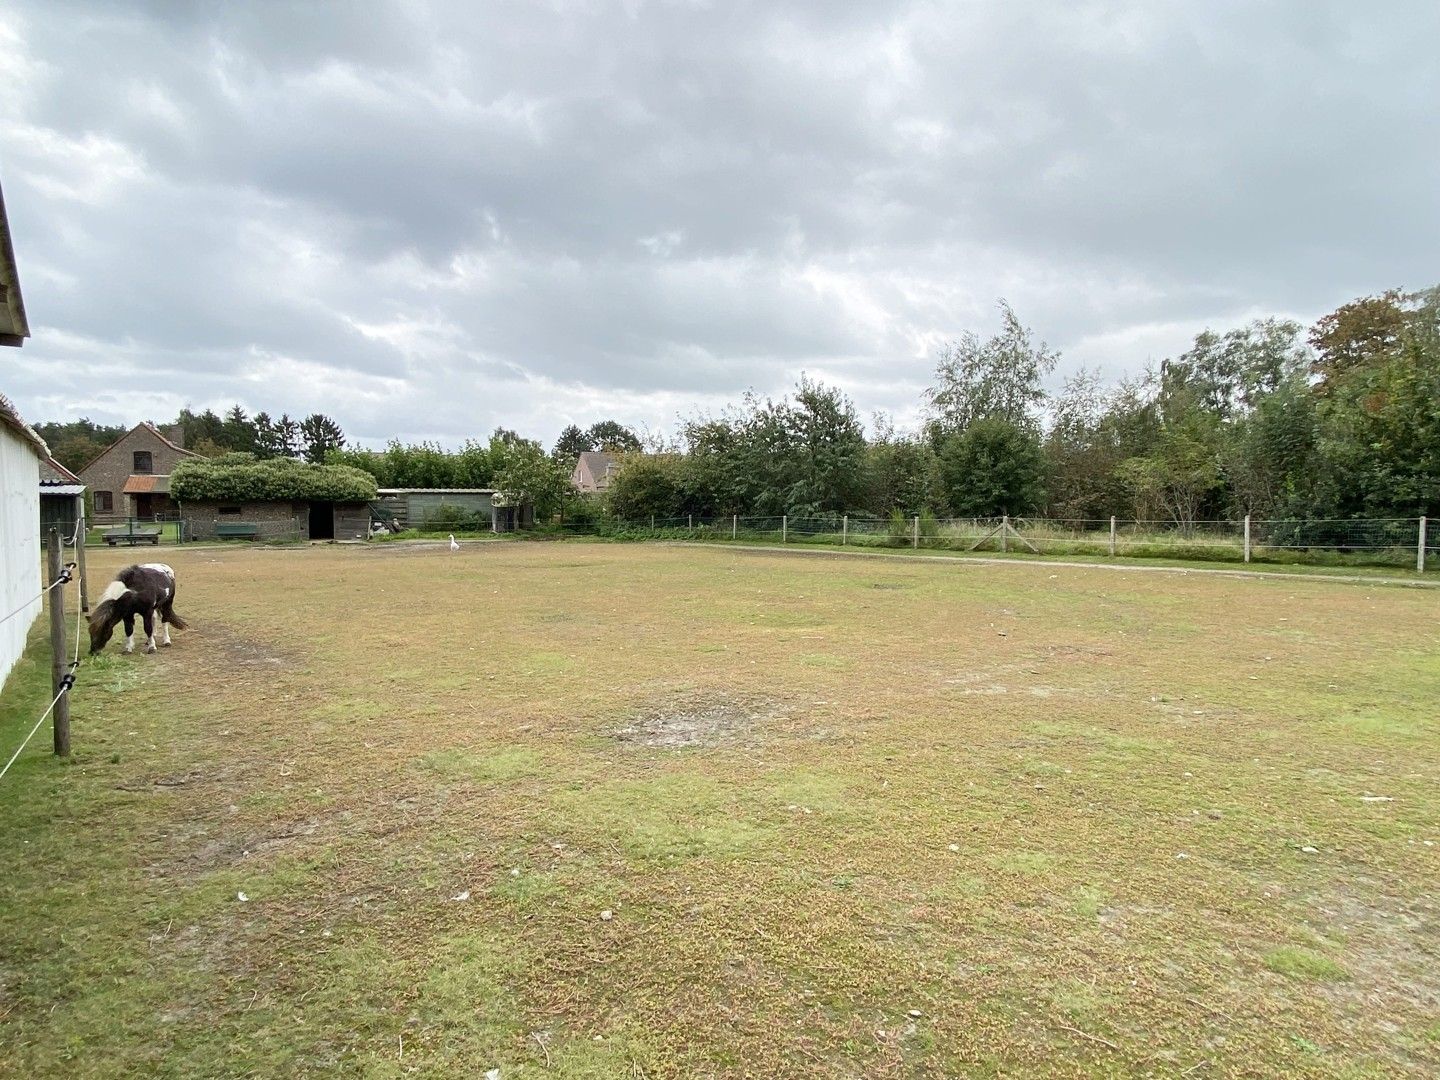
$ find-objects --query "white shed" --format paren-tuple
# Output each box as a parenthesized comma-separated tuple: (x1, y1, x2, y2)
(0, 396, 45, 689)
(1, 175, 39, 691)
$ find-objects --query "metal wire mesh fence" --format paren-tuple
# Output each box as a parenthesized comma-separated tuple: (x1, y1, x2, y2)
(544, 513, 1436, 570)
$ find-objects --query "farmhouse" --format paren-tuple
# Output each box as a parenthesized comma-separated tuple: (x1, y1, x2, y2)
(78, 421, 197, 524)
(375, 488, 536, 532)
(0, 176, 39, 688)
(571, 450, 621, 494)
(172, 456, 378, 541)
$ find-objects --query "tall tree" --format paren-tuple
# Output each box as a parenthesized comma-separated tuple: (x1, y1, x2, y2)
(274, 413, 301, 458)
(926, 300, 1058, 436)
(1308, 289, 1412, 391)
(300, 413, 346, 463)
(784, 377, 867, 514)
(586, 420, 642, 453)
(222, 405, 259, 454)
(493, 441, 574, 523)
(552, 424, 594, 463)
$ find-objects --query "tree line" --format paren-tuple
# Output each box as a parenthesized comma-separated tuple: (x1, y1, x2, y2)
(32, 284, 1439, 525)
(36, 406, 348, 471)
(605, 287, 1440, 525)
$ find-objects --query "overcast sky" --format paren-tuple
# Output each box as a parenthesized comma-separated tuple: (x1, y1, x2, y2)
(2, 1, 1436, 447)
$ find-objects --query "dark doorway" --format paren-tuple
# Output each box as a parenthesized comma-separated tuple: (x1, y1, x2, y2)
(308, 502, 335, 540)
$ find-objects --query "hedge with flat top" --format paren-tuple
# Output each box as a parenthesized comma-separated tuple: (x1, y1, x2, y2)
(171, 455, 378, 503)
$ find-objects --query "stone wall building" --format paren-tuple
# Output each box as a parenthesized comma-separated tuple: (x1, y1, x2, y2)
(181, 499, 372, 542)
(77, 422, 197, 524)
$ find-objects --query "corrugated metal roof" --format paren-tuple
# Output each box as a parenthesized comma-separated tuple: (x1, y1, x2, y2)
(40, 484, 86, 496)
(122, 473, 171, 494)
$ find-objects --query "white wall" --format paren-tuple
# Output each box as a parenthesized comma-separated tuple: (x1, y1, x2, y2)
(0, 423, 41, 691)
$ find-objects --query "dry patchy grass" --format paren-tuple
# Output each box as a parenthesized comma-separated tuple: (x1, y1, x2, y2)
(1, 541, 1438, 1078)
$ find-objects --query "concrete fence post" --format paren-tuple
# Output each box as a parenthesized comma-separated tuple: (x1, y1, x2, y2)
(1419, 516, 1428, 573)
(912, 515, 919, 550)
(782, 515, 787, 543)
(1244, 515, 1252, 564)
(842, 515, 848, 546)
(1109, 516, 1116, 557)
(650, 514, 654, 530)
(732, 514, 737, 540)
(1001, 514, 1010, 554)
(688, 513, 693, 529)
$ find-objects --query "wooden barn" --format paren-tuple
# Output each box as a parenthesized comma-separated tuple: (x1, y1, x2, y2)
(376, 488, 535, 532)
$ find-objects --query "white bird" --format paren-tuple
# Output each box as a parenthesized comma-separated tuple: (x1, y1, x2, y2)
(449, 534, 460, 552)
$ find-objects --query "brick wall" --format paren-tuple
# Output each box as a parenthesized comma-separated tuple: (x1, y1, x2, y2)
(79, 425, 195, 523)
(182, 500, 306, 540)
(182, 500, 372, 541)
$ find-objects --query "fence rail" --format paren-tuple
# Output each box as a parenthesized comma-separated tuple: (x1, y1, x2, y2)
(541, 514, 1435, 571)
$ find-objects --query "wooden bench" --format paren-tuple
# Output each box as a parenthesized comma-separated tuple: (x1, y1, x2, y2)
(215, 523, 260, 541)
(103, 526, 162, 546)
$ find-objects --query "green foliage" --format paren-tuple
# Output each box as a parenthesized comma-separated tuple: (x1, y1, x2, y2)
(551, 424, 592, 463)
(940, 418, 1047, 516)
(606, 453, 684, 520)
(492, 439, 573, 522)
(676, 376, 867, 516)
(926, 299, 1058, 435)
(586, 419, 642, 453)
(171, 456, 378, 502)
(419, 504, 489, 533)
(330, 438, 498, 489)
(864, 421, 943, 515)
(299, 413, 346, 463)
(31, 417, 127, 471)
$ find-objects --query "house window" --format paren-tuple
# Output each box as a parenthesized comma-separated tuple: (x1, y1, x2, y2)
(133, 451, 153, 473)
(94, 491, 113, 512)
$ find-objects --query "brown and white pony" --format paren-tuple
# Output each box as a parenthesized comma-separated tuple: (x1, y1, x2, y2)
(89, 563, 189, 655)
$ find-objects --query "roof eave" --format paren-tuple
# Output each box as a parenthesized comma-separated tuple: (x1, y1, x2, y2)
(0, 179, 30, 347)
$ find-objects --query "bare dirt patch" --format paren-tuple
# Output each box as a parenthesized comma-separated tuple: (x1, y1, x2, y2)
(202, 624, 297, 669)
(613, 694, 787, 749)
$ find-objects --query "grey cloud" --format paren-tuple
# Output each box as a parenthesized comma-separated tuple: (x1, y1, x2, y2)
(4, 0, 1436, 445)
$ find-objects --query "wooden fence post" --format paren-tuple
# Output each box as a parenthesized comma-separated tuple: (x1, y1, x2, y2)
(1244, 515, 1252, 564)
(912, 515, 919, 550)
(75, 506, 90, 612)
(782, 515, 787, 543)
(47, 530, 71, 757)
(842, 515, 848, 546)
(1419, 516, 1428, 573)
(1109, 516, 1116, 556)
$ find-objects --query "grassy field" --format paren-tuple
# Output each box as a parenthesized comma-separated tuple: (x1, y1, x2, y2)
(1, 542, 1437, 1078)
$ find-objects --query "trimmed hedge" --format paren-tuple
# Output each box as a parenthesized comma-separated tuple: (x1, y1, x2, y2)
(171, 456, 378, 502)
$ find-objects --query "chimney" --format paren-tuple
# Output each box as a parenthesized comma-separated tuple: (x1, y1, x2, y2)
(165, 424, 186, 448)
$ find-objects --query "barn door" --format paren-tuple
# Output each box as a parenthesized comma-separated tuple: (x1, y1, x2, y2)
(308, 502, 335, 540)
